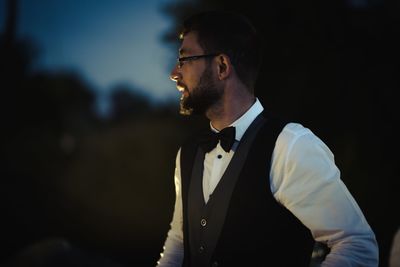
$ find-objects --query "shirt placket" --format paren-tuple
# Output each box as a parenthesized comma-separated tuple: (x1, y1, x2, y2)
(209, 143, 226, 195)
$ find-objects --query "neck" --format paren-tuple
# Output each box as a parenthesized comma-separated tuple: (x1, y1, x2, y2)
(207, 91, 255, 131)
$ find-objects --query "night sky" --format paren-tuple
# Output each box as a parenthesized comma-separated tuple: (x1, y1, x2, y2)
(0, 0, 179, 114)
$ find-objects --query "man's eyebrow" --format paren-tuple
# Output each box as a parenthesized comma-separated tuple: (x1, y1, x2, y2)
(179, 48, 189, 56)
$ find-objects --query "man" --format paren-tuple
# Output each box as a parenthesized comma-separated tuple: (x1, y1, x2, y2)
(157, 11, 378, 267)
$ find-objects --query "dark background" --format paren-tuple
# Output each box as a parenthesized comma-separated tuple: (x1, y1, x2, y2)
(1, 0, 399, 266)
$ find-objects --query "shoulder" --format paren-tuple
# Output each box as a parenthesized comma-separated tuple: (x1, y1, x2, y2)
(180, 128, 208, 151)
(275, 122, 312, 150)
(179, 127, 208, 166)
(275, 122, 334, 160)
(278, 123, 313, 143)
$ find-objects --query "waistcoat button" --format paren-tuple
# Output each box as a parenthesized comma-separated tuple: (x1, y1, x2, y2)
(199, 246, 205, 253)
(200, 218, 207, 227)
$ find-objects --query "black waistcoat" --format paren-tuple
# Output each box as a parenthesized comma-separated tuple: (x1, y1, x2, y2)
(180, 113, 314, 267)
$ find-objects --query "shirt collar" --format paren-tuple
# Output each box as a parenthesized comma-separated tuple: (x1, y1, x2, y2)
(210, 98, 264, 142)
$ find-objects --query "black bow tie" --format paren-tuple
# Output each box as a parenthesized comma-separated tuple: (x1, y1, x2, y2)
(199, 126, 236, 153)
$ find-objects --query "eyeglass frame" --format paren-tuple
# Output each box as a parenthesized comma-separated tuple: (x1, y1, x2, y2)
(177, 53, 219, 68)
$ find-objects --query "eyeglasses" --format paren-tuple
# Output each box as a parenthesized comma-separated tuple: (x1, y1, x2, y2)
(177, 54, 218, 68)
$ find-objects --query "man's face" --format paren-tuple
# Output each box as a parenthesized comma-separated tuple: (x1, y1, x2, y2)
(170, 32, 223, 116)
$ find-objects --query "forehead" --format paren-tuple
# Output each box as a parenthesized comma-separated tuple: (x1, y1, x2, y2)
(179, 31, 203, 56)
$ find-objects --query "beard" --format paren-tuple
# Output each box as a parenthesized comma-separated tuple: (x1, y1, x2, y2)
(179, 68, 224, 116)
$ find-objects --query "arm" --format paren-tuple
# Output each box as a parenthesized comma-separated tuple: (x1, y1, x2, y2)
(389, 227, 400, 267)
(270, 123, 379, 267)
(156, 149, 184, 267)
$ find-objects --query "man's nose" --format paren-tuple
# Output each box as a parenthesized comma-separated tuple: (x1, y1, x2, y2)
(170, 64, 180, 82)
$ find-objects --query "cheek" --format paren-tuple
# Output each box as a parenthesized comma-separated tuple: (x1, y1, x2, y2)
(183, 74, 199, 90)
(183, 64, 207, 90)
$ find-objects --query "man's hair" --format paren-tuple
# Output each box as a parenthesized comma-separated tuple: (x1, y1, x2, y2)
(180, 11, 263, 92)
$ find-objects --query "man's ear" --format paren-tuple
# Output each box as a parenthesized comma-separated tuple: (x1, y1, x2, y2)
(216, 54, 232, 80)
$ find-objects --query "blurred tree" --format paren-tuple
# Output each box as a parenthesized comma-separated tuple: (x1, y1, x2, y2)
(109, 84, 152, 122)
(0, 0, 100, 264)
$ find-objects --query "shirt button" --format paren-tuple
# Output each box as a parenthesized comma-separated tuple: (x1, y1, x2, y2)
(211, 261, 218, 267)
(200, 218, 207, 227)
(217, 154, 222, 159)
(199, 246, 205, 253)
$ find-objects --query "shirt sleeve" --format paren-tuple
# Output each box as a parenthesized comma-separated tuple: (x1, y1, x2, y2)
(390, 227, 400, 267)
(156, 149, 184, 267)
(270, 123, 379, 267)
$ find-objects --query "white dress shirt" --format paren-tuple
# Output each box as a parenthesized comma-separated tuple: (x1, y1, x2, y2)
(157, 99, 379, 267)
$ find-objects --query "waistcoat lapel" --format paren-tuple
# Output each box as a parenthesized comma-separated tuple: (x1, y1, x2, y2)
(187, 113, 267, 266)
